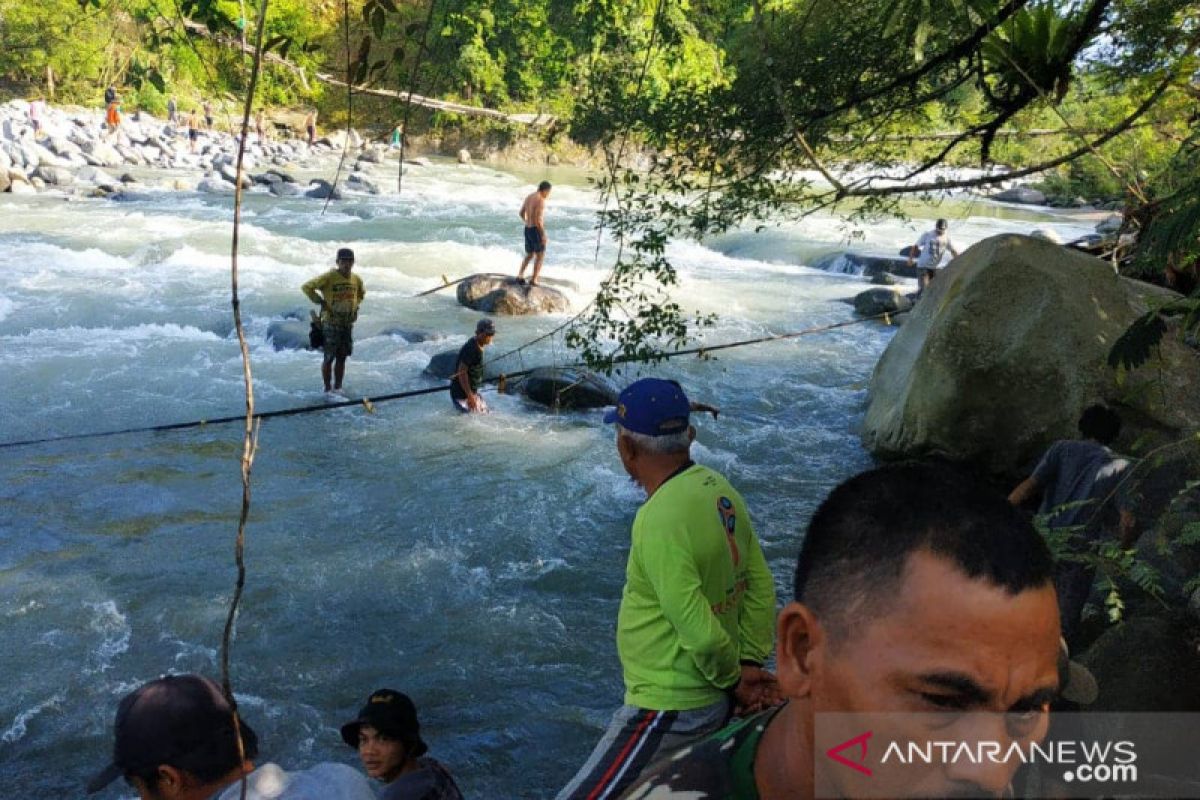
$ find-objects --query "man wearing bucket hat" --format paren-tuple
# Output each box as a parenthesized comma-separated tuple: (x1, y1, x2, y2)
(302, 247, 366, 396)
(555, 378, 778, 800)
(449, 318, 496, 413)
(341, 689, 463, 800)
(87, 673, 374, 800)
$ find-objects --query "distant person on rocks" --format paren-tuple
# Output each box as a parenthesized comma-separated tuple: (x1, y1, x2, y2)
(203, 100, 214, 131)
(305, 110, 318, 146)
(86, 674, 376, 800)
(341, 689, 464, 800)
(28, 97, 45, 137)
(390, 124, 404, 149)
(450, 318, 496, 413)
(187, 110, 200, 153)
(556, 378, 778, 800)
(167, 96, 177, 124)
(906, 218, 959, 293)
(255, 108, 267, 141)
(105, 100, 121, 137)
(302, 247, 365, 395)
(1009, 404, 1138, 642)
(623, 462, 1062, 800)
(517, 181, 551, 286)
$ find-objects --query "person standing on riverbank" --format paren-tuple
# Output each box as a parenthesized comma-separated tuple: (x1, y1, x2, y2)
(1008, 404, 1138, 642)
(341, 689, 464, 800)
(186, 110, 200, 153)
(105, 99, 121, 137)
(86, 674, 376, 800)
(623, 462, 1062, 799)
(255, 108, 267, 141)
(167, 96, 177, 124)
(906, 218, 959, 293)
(203, 100, 214, 131)
(450, 319, 495, 413)
(556, 378, 777, 800)
(305, 109, 318, 146)
(28, 97, 44, 137)
(303, 247, 365, 395)
(517, 181, 551, 286)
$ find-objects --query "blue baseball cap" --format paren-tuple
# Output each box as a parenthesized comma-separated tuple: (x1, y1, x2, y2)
(603, 378, 691, 436)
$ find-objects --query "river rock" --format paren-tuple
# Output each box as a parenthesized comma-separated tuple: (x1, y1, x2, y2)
(994, 185, 1047, 205)
(32, 164, 73, 186)
(861, 234, 1200, 473)
(513, 367, 620, 410)
(265, 319, 313, 351)
(197, 177, 236, 195)
(456, 273, 570, 315)
(82, 139, 123, 167)
(1029, 228, 1062, 244)
(424, 348, 510, 381)
(870, 272, 899, 286)
(347, 172, 380, 194)
(268, 181, 302, 197)
(1080, 615, 1200, 712)
(252, 171, 282, 185)
(457, 148, 472, 164)
(810, 251, 920, 280)
(1096, 213, 1124, 234)
(267, 168, 297, 183)
(10, 179, 36, 194)
(305, 178, 342, 200)
(219, 163, 252, 188)
(378, 327, 433, 343)
(357, 146, 385, 164)
(853, 287, 913, 317)
(406, 157, 432, 168)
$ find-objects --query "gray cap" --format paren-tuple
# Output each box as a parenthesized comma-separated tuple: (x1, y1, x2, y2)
(476, 319, 496, 335)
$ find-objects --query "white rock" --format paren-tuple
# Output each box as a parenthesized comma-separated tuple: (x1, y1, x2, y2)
(1096, 213, 1124, 234)
(457, 148, 472, 164)
(10, 179, 36, 194)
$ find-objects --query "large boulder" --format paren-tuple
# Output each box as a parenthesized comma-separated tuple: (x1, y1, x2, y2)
(456, 274, 571, 315)
(305, 178, 342, 200)
(268, 181, 303, 197)
(512, 367, 620, 410)
(852, 287, 913, 317)
(861, 234, 1200, 474)
(993, 184, 1047, 205)
(1080, 615, 1200, 712)
(424, 347, 515, 381)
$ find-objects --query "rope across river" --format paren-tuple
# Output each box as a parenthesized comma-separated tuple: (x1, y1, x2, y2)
(0, 308, 905, 450)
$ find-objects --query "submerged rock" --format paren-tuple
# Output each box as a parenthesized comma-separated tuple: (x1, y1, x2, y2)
(993, 185, 1047, 205)
(852, 287, 913, 317)
(862, 234, 1200, 473)
(810, 251, 920, 280)
(456, 273, 570, 315)
(266, 319, 312, 351)
(512, 367, 620, 410)
(305, 178, 342, 200)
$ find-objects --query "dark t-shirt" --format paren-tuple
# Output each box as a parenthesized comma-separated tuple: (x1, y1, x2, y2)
(622, 707, 782, 799)
(379, 757, 463, 800)
(449, 338, 484, 400)
(1033, 440, 1132, 537)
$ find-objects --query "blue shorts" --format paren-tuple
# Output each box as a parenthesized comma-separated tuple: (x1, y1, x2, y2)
(524, 226, 545, 254)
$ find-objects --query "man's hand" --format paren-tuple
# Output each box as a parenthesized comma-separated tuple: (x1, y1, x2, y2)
(732, 665, 782, 716)
(467, 393, 483, 412)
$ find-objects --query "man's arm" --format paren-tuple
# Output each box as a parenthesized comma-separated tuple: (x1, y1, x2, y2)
(638, 524, 740, 692)
(301, 275, 326, 310)
(1118, 509, 1138, 549)
(1008, 476, 1040, 507)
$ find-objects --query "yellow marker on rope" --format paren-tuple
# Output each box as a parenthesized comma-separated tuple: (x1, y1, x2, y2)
(442, 274, 449, 286)
(883, 312, 891, 326)
(362, 398, 376, 414)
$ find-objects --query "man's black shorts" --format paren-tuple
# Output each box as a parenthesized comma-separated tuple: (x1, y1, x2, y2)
(322, 322, 353, 359)
(524, 226, 545, 254)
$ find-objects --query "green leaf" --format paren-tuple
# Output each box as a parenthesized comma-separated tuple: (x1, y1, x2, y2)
(1108, 312, 1167, 370)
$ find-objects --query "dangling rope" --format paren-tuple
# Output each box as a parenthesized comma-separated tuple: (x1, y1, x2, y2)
(396, 0, 441, 195)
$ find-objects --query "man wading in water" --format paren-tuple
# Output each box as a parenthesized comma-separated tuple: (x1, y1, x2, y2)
(303, 248, 365, 396)
(517, 181, 551, 286)
(906, 218, 959, 294)
(450, 319, 496, 413)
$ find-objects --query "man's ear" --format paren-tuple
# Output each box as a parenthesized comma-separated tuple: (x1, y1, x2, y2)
(147, 764, 187, 799)
(777, 601, 824, 699)
(616, 431, 635, 462)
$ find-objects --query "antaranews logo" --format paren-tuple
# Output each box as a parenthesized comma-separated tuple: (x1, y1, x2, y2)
(825, 731, 874, 777)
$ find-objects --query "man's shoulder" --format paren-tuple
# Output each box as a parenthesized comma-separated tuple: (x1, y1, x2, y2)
(218, 761, 375, 800)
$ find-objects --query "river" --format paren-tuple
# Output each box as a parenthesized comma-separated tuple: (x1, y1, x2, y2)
(0, 156, 1095, 797)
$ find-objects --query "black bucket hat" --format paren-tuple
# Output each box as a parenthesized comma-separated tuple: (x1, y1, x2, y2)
(340, 689, 428, 757)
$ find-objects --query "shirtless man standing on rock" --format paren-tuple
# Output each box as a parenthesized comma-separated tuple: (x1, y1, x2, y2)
(517, 181, 551, 286)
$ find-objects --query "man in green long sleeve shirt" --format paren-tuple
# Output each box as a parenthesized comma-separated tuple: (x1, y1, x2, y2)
(302, 247, 365, 394)
(556, 378, 778, 800)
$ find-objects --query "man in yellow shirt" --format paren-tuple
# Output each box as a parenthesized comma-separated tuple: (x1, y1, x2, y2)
(303, 248, 365, 394)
